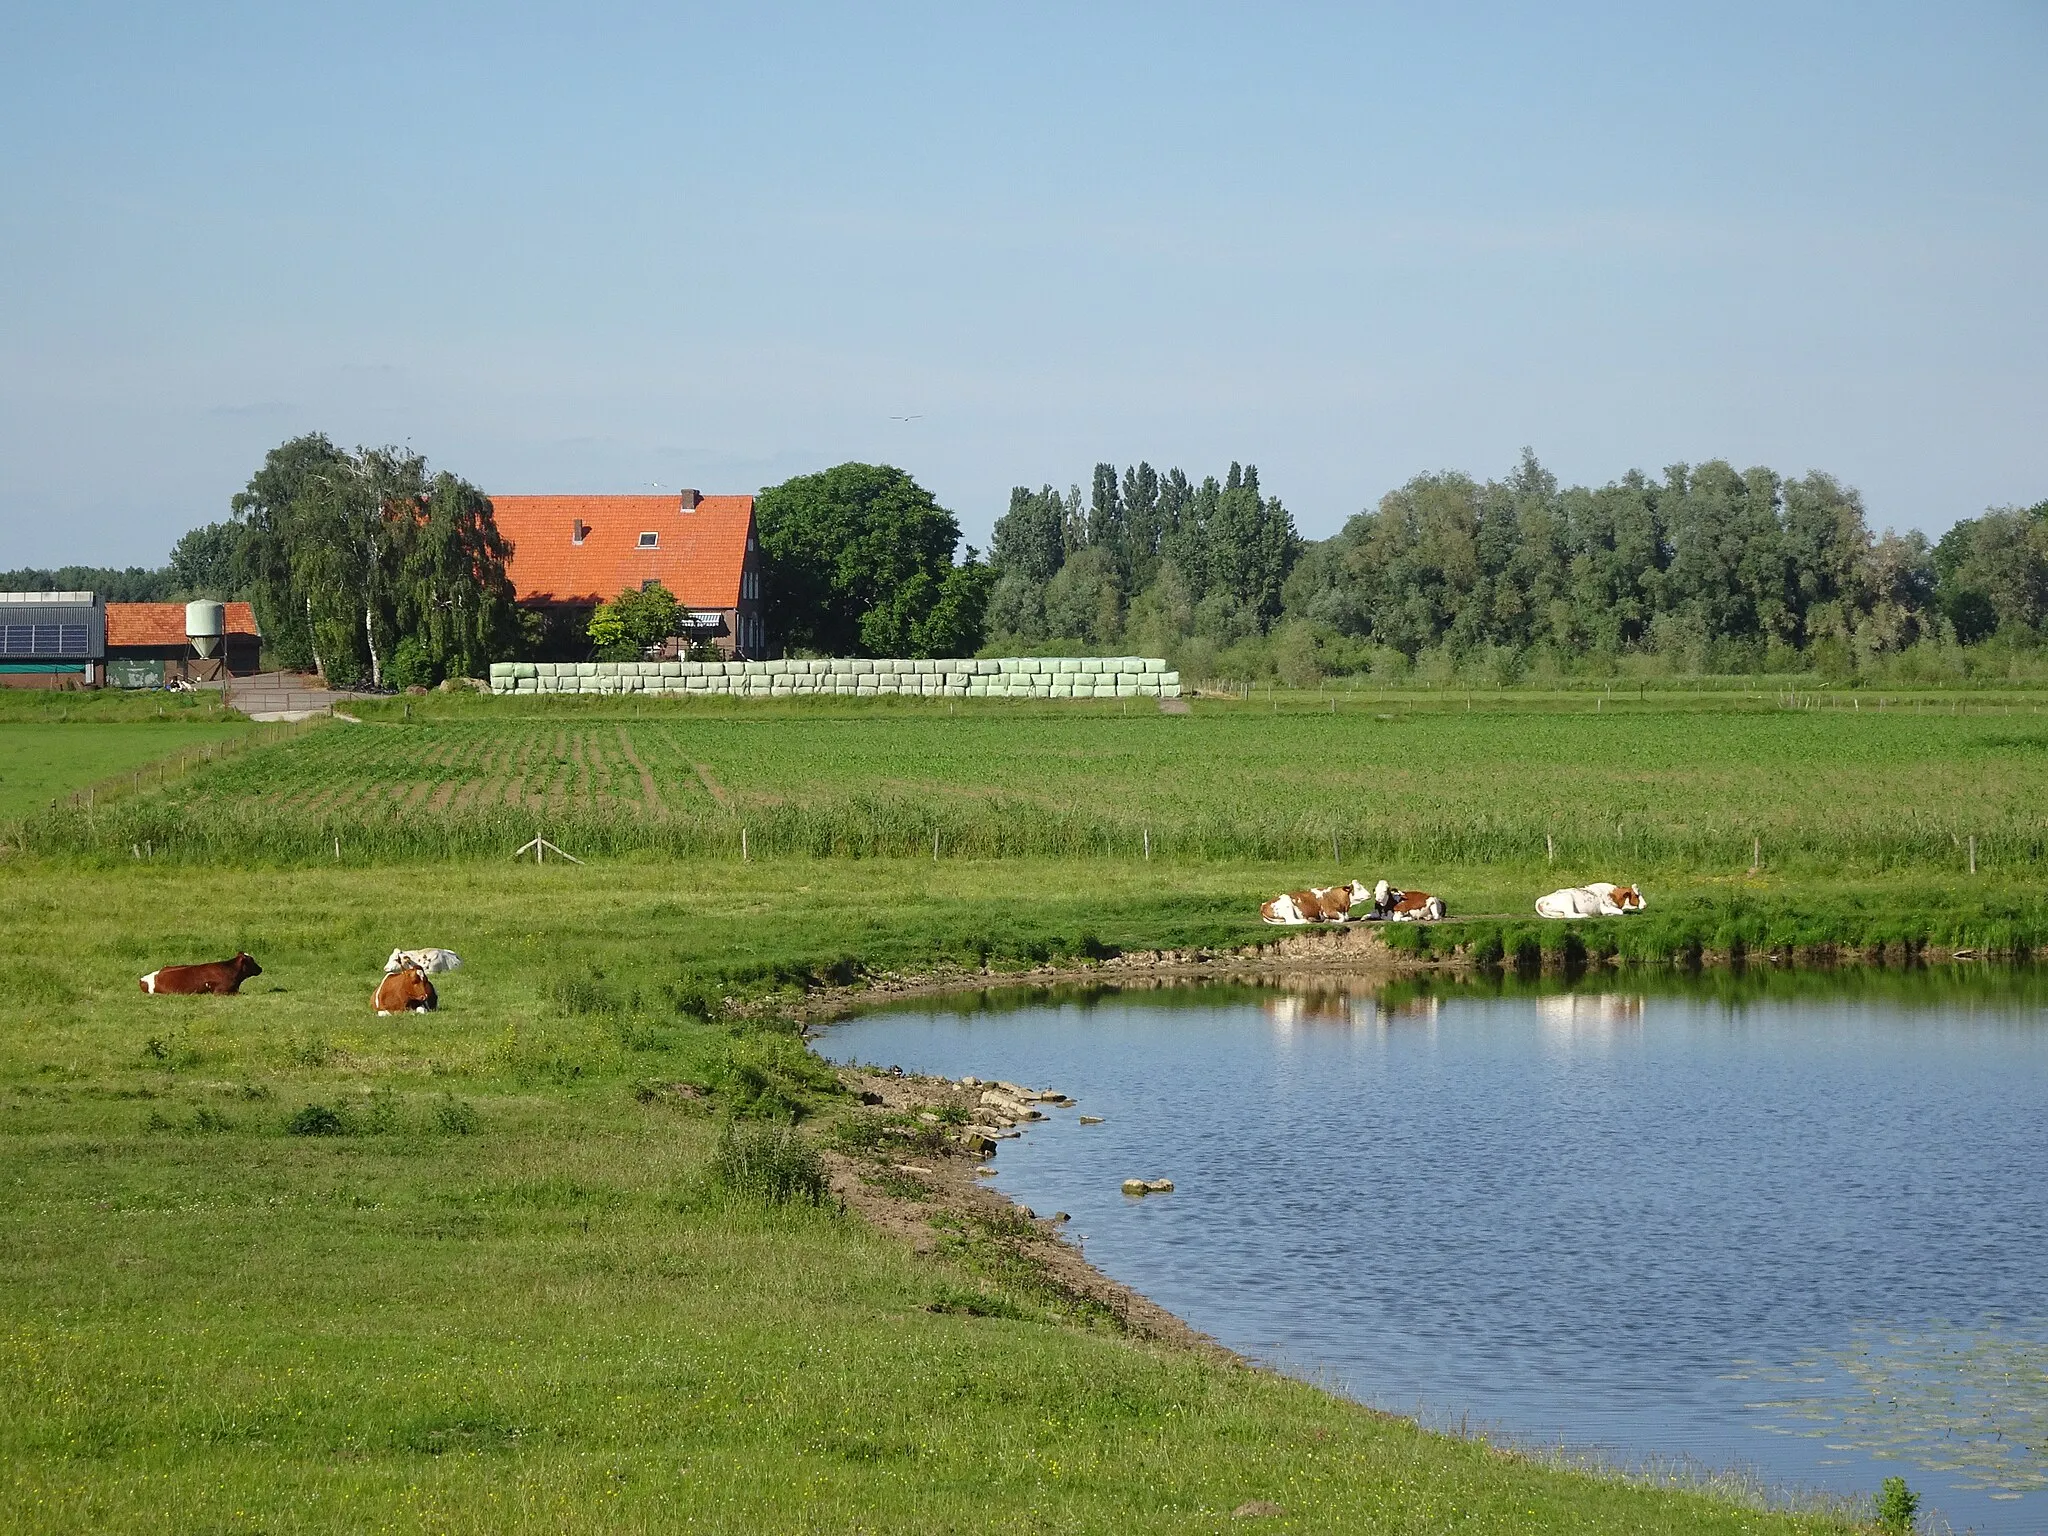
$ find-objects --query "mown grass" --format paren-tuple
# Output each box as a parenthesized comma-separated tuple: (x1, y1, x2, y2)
(0, 720, 254, 820)
(11, 689, 2048, 879)
(0, 861, 1865, 1533)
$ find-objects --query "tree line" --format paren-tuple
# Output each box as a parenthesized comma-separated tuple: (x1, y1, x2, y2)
(986, 449, 2048, 682)
(13, 436, 2040, 683)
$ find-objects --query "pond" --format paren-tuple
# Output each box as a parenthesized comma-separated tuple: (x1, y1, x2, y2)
(820, 968, 2048, 1533)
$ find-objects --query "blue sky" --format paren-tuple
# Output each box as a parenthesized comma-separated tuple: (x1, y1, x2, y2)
(2, 1, 2042, 567)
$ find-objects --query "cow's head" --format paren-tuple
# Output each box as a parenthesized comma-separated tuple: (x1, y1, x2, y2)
(1373, 879, 1391, 909)
(1611, 886, 1645, 912)
(233, 952, 263, 980)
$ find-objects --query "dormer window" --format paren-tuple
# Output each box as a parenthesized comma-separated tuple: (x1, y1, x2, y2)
(572, 519, 589, 545)
(637, 531, 659, 548)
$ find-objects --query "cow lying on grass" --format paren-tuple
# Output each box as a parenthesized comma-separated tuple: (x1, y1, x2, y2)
(1260, 880, 1373, 925)
(1260, 879, 1447, 924)
(374, 964, 437, 1015)
(139, 953, 262, 995)
(1376, 885, 1448, 922)
(1535, 882, 1647, 919)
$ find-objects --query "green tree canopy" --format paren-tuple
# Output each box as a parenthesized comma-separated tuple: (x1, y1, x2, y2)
(756, 463, 982, 657)
(588, 582, 682, 661)
(231, 434, 519, 686)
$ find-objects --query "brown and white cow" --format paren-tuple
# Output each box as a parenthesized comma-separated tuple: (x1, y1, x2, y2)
(1535, 882, 1647, 919)
(1260, 879, 1371, 925)
(374, 964, 437, 1015)
(1377, 886, 1449, 922)
(139, 953, 262, 995)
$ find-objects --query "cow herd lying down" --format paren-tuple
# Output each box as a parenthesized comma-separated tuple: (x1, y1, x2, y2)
(140, 947, 463, 1012)
(1261, 879, 1448, 925)
(1259, 879, 1649, 925)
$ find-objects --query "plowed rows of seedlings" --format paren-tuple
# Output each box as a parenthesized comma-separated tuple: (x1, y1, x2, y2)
(198, 723, 670, 817)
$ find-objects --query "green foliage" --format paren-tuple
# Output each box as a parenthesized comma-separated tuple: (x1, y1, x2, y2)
(166, 520, 247, 599)
(1874, 1475, 1918, 1531)
(991, 460, 1300, 655)
(983, 452, 2046, 687)
(232, 434, 520, 687)
(708, 1118, 829, 1205)
(385, 634, 438, 691)
(433, 1096, 482, 1135)
(0, 563, 176, 602)
(756, 463, 983, 657)
(286, 1102, 350, 1136)
(587, 582, 681, 661)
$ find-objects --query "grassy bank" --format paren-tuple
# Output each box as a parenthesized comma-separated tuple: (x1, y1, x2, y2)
(0, 861, 1866, 1533)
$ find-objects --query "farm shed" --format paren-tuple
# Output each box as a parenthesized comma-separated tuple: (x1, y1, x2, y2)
(0, 590, 104, 689)
(104, 602, 262, 685)
(488, 490, 765, 659)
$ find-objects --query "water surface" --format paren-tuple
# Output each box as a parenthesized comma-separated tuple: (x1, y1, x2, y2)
(823, 970, 2048, 1533)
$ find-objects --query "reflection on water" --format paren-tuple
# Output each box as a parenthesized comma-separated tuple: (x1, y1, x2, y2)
(825, 968, 2048, 1534)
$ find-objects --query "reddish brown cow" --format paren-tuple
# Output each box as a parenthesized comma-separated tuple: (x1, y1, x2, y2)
(1382, 889, 1448, 921)
(139, 953, 262, 995)
(374, 965, 437, 1015)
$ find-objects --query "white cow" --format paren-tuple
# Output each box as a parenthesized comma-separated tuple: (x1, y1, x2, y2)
(1535, 883, 1646, 919)
(385, 947, 464, 975)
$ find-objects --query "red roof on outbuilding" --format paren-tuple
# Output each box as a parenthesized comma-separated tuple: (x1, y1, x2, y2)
(106, 602, 260, 647)
(489, 494, 755, 609)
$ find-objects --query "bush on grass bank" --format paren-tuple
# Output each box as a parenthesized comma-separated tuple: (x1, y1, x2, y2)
(707, 1119, 830, 1207)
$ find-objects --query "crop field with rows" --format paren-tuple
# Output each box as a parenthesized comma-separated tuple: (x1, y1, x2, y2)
(17, 691, 2048, 875)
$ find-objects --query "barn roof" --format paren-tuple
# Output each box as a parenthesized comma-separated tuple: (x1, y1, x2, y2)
(488, 493, 755, 609)
(0, 591, 104, 658)
(105, 602, 260, 648)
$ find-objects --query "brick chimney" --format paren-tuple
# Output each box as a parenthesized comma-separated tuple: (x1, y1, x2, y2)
(677, 489, 701, 512)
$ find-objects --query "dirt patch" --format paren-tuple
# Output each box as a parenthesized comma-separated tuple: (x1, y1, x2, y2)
(615, 726, 664, 813)
(693, 762, 732, 809)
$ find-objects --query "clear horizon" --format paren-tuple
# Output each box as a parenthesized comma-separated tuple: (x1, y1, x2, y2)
(2, 1, 2043, 568)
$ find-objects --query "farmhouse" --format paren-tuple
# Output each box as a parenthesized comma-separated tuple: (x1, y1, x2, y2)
(0, 590, 104, 689)
(105, 602, 262, 684)
(489, 489, 765, 659)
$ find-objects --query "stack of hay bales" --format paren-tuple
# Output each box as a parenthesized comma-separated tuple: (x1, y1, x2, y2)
(487, 656, 1181, 699)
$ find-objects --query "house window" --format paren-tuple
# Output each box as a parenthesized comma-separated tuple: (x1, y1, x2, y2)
(638, 531, 659, 548)
(572, 519, 589, 545)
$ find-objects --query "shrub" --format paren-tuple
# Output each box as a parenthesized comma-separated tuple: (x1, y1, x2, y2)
(286, 1103, 350, 1137)
(434, 1097, 482, 1135)
(1875, 1476, 1918, 1533)
(709, 1120, 829, 1206)
(385, 634, 439, 691)
(549, 969, 621, 1016)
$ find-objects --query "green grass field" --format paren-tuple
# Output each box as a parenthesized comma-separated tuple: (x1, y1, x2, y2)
(12, 688, 2048, 879)
(0, 860, 1866, 1534)
(0, 720, 253, 819)
(3, 693, 2018, 1530)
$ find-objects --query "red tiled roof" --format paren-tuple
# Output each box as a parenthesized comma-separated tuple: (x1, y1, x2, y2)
(105, 602, 260, 648)
(488, 494, 754, 609)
